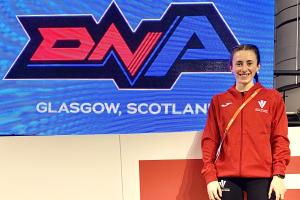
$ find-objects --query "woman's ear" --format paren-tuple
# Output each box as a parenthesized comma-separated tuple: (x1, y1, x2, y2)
(256, 64, 261, 72)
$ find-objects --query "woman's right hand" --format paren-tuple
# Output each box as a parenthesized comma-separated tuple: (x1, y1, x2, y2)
(207, 180, 222, 200)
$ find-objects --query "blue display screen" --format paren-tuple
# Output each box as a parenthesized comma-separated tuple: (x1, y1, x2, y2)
(0, 0, 274, 135)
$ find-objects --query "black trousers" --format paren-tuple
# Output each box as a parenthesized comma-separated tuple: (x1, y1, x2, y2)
(218, 177, 275, 200)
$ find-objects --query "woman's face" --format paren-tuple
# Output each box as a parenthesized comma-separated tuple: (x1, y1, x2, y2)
(231, 50, 260, 86)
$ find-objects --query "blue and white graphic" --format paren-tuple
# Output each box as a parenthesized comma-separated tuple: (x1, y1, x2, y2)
(0, 0, 274, 135)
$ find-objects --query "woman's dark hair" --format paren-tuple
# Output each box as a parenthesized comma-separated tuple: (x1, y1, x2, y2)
(230, 44, 260, 82)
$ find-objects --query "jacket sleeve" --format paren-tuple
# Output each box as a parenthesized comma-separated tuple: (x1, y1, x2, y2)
(271, 92, 290, 176)
(201, 96, 220, 184)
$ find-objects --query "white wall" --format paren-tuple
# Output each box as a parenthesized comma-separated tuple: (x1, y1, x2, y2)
(0, 128, 299, 200)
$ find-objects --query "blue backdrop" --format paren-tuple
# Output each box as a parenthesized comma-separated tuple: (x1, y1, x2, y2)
(0, 0, 274, 135)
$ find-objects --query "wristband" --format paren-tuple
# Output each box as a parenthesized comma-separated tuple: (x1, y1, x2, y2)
(274, 174, 285, 179)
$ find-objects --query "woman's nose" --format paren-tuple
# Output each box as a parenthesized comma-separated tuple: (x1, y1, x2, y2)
(241, 63, 248, 71)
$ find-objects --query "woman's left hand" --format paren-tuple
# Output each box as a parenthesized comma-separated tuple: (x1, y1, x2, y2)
(268, 176, 286, 200)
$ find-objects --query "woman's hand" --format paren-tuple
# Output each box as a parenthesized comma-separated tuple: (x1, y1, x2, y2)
(268, 176, 286, 200)
(207, 180, 222, 200)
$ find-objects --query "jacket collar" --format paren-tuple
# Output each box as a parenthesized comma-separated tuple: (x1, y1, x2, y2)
(228, 82, 263, 98)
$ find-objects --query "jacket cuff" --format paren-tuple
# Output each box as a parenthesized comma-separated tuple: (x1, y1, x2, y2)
(273, 164, 286, 176)
(203, 170, 218, 185)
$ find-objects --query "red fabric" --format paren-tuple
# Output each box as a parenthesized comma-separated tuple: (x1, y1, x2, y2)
(201, 83, 290, 184)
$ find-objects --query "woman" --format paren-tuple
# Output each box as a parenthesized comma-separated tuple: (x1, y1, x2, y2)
(201, 44, 290, 200)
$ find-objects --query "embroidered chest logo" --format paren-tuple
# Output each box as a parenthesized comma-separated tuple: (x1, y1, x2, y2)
(256, 100, 268, 113)
(258, 100, 267, 108)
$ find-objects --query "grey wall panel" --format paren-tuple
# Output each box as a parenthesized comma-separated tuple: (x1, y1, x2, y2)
(276, 6, 297, 26)
(276, 23, 297, 40)
(276, 0, 298, 13)
(275, 45, 296, 64)
(276, 22, 297, 47)
(275, 76, 297, 88)
(275, 58, 297, 70)
(285, 88, 300, 112)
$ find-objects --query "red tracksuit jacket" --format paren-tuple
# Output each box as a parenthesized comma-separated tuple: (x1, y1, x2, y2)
(201, 82, 290, 184)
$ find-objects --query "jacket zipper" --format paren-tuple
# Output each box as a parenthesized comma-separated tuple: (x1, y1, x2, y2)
(239, 94, 245, 176)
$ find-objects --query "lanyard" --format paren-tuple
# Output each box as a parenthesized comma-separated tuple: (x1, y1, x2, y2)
(214, 88, 262, 163)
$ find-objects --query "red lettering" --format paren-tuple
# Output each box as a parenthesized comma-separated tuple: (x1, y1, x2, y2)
(89, 23, 161, 76)
(31, 27, 94, 61)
